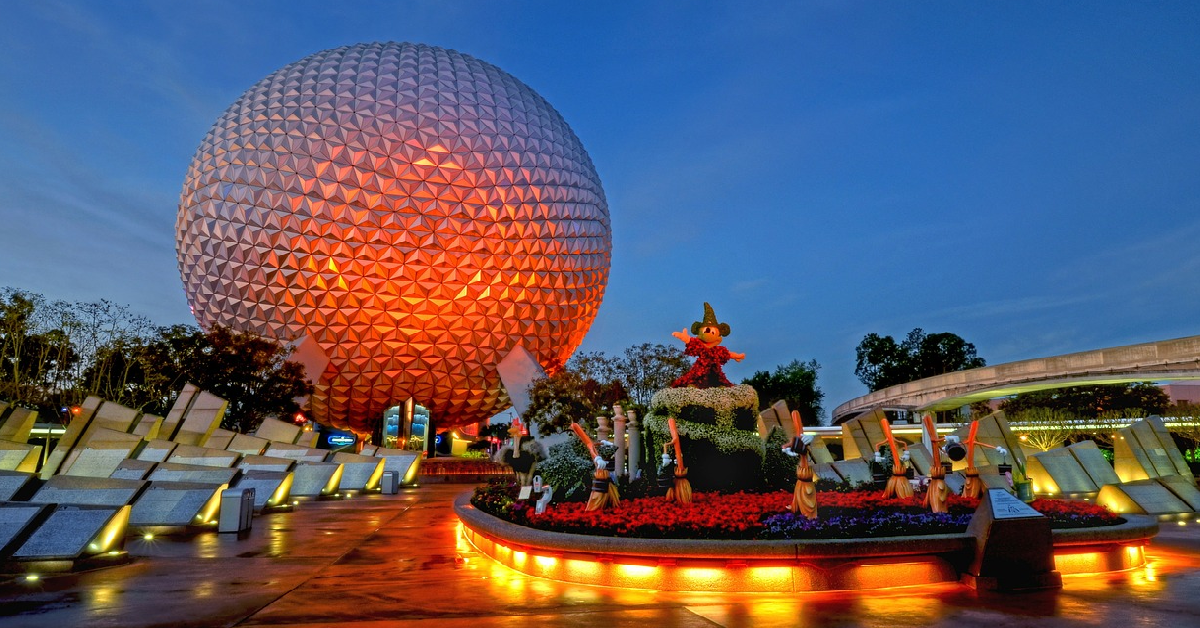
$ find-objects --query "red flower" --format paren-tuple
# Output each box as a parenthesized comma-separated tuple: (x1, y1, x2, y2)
(513, 489, 1117, 539)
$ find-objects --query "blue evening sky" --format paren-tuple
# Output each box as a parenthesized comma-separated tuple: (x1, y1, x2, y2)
(1, 1, 1198, 418)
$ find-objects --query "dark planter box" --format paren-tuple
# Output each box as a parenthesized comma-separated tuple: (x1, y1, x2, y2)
(678, 404, 758, 432)
(674, 436, 763, 493)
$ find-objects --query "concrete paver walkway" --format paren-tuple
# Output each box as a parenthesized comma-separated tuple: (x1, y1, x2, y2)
(3, 484, 1200, 627)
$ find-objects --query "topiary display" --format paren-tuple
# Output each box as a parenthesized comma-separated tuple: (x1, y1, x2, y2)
(647, 303, 768, 493)
(647, 384, 763, 492)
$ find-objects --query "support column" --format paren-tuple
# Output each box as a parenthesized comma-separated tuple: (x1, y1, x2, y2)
(597, 416, 611, 442)
(614, 413, 627, 478)
(426, 414, 437, 458)
(627, 409, 641, 480)
(403, 397, 414, 447)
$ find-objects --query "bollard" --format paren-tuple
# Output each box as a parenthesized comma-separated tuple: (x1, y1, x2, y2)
(381, 470, 399, 495)
(219, 487, 255, 534)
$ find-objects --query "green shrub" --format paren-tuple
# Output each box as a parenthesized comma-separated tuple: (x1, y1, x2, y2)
(536, 438, 617, 502)
(470, 478, 523, 521)
(761, 426, 795, 491)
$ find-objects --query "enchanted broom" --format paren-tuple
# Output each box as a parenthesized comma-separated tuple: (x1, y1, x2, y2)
(874, 417, 914, 499)
(570, 422, 620, 511)
(664, 417, 692, 504)
(783, 409, 817, 519)
(957, 419, 1007, 499)
(921, 414, 950, 513)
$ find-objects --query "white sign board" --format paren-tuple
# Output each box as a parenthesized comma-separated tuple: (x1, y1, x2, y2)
(989, 488, 1043, 519)
(497, 344, 546, 425)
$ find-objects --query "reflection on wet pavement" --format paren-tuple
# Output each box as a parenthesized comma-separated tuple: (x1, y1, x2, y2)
(1, 484, 1199, 627)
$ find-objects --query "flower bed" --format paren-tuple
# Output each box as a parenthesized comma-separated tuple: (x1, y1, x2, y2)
(470, 480, 1122, 540)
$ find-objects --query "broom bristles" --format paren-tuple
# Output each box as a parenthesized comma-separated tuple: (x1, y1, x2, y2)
(924, 478, 950, 513)
(884, 472, 914, 499)
(585, 468, 617, 511)
(962, 466, 982, 499)
(670, 464, 692, 504)
(791, 456, 818, 518)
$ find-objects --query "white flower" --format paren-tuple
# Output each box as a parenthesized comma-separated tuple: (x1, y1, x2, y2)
(649, 384, 758, 429)
(644, 414, 764, 455)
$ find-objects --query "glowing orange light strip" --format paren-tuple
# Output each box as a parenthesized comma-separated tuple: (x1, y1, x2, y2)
(459, 521, 1152, 592)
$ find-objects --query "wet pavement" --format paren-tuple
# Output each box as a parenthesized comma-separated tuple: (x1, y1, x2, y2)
(2, 484, 1200, 627)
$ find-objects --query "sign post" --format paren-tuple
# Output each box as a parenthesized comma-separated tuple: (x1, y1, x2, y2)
(962, 488, 1063, 591)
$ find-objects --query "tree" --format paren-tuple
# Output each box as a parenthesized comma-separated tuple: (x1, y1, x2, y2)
(563, 343, 688, 409)
(71, 298, 154, 403)
(1166, 402, 1200, 455)
(83, 324, 313, 433)
(523, 362, 627, 435)
(523, 369, 596, 434)
(1, 289, 80, 416)
(854, 328, 986, 392)
(1007, 407, 1077, 452)
(742, 359, 824, 425)
(80, 337, 148, 408)
(2, 288, 311, 432)
(523, 342, 687, 433)
(613, 343, 688, 407)
(148, 325, 313, 433)
(567, 351, 618, 386)
(999, 383, 1169, 419)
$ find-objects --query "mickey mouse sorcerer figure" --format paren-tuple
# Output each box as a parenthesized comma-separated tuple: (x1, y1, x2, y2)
(671, 302, 745, 388)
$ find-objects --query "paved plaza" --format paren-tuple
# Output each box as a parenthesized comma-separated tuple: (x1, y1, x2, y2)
(2, 483, 1200, 627)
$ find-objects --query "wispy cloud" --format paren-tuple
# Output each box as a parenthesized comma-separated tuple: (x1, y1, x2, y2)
(731, 278, 768, 293)
(0, 111, 173, 247)
(923, 293, 1106, 322)
(31, 0, 234, 124)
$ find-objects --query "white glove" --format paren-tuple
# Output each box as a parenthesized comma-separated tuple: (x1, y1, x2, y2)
(900, 450, 910, 462)
(662, 454, 672, 465)
(594, 456, 607, 470)
(782, 446, 798, 457)
(874, 452, 885, 464)
(801, 435, 815, 446)
(945, 435, 960, 444)
(995, 446, 1008, 457)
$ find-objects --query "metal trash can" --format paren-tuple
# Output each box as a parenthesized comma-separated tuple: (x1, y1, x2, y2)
(219, 487, 255, 533)
(380, 470, 399, 495)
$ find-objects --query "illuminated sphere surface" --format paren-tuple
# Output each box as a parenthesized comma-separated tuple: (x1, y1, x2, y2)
(176, 42, 610, 432)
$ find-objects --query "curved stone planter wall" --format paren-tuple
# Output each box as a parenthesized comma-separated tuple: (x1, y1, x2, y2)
(455, 492, 1158, 592)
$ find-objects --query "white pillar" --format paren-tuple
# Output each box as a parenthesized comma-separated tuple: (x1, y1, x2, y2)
(597, 415, 611, 442)
(627, 409, 641, 479)
(614, 414, 627, 478)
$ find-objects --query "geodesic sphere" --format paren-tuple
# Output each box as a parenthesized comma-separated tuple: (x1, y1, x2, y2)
(176, 42, 610, 433)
